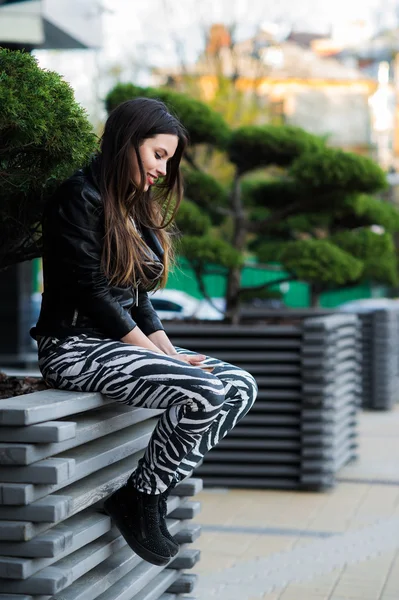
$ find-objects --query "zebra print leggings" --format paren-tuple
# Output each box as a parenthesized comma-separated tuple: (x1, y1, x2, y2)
(37, 334, 257, 494)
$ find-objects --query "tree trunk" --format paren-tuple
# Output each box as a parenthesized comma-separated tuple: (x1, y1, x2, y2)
(226, 267, 242, 324)
(0, 261, 36, 365)
(225, 172, 246, 324)
(310, 284, 321, 308)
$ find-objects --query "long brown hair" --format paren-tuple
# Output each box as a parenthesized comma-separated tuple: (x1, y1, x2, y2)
(98, 97, 188, 289)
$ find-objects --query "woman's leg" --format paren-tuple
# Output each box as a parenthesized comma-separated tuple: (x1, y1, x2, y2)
(38, 335, 227, 493)
(169, 346, 258, 481)
(38, 335, 257, 565)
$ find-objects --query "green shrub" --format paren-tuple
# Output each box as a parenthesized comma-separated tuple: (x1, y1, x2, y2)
(183, 167, 227, 206)
(104, 82, 144, 113)
(0, 49, 97, 268)
(241, 178, 305, 209)
(176, 199, 212, 236)
(280, 239, 363, 286)
(179, 235, 243, 269)
(228, 125, 323, 174)
(105, 83, 231, 148)
(182, 167, 228, 225)
(332, 229, 398, 286)
(290, 148, 387, 193)
(338, 194, 399, 232)
(255, 241, 285, 263)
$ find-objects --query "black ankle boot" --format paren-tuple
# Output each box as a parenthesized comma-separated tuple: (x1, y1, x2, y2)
(159, 491, 179, 556)
(158, 474, 181, 556)
(103, 478, 172, 566)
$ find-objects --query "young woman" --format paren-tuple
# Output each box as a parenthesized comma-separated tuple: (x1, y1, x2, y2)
(31, 97, 257, 567)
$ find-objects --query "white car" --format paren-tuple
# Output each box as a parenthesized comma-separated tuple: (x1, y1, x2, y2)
(149, 289, 225, 320)
(338, 298, 399, 313)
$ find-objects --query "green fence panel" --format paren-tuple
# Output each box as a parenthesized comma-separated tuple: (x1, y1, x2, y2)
(32, 257, 390, 310)
(167, 258, 388, 308)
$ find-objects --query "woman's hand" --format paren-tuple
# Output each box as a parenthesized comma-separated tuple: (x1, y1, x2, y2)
(169, 352, 206, 366)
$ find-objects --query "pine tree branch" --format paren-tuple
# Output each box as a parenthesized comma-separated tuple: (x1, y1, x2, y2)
(0, 243, 42, 272)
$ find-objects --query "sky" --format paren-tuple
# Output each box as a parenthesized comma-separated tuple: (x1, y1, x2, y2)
(34, 0, 399, 125)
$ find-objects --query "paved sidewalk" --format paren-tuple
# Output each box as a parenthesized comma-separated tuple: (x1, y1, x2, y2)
(193, 407, 399, 600)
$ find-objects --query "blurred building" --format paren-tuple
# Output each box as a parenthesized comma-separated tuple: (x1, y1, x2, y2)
(0, 0, 102, 51)
(310, 29, 399, 171)
(154, 24, 377, 154)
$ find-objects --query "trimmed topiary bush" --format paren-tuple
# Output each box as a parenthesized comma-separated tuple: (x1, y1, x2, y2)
(241, 178, 304, 209)
(0, 49, 97, 270)
(228, 125, 323, 174)
(290, 147, 388, 193)
(175, 200, 212, 236)
(182, 168, 228, 225)
(337, 194, 399, 232)
(332, 229, 398, 286)
(179, 236, 243, 270)
(105, 83, 230, 149)
(105, 79, 399, 318)
(280, 239, 363, 286)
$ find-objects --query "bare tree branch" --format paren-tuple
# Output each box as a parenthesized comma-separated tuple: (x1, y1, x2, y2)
(184, 150, 201, 171)
(214, 206, 234, 216)
(248, 202, 302, 233)
(238, 276, 294, 296)
(189, 260, 226, 315)
(243, 262, 284, 271)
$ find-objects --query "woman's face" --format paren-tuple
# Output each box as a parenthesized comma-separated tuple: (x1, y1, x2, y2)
(132, 133, 179, 192)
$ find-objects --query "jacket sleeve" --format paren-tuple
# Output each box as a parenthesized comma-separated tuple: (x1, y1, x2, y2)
(54, 180, 137, 340)
(130, 288, 165, 336)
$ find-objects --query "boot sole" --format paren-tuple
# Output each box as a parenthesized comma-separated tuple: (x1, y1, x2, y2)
(103, 499, 171, 567)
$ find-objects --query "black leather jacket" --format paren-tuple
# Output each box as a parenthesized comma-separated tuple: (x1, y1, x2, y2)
(31, 160, 165, 341)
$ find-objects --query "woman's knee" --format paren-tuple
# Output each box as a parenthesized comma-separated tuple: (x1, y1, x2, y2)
(239, 369, 257, 392)
(247, 372, 258, 399)
(186, 376, 226, 414)
(234, 370, 258, 408)
(236, 369, 258, 397)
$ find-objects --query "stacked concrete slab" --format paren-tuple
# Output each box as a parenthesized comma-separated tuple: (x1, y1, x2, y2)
(168, 313, 361, 491)
(370, 308, 399, 409)
(338, 305, 399, 410)
(241, 305, 399, 411)
(0, 390, 201, 599)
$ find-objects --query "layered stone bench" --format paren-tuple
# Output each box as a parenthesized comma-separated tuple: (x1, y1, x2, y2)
(0, 389, 202, 599)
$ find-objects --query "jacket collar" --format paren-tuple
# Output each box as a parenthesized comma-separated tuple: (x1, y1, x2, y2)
(84, 154, 101, 191)
(142, 226, 165, 261)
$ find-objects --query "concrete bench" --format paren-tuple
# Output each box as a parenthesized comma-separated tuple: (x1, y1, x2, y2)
(0, 389, 202, 599)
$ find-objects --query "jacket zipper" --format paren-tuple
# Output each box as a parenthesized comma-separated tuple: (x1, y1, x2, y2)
(135, 279, 141, 307)
(72, 308, 79, 326)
